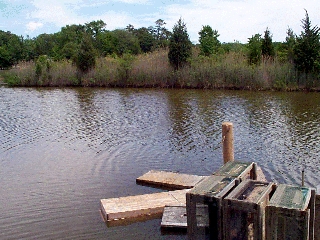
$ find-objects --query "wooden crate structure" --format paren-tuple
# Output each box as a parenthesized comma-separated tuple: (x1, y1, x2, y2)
(315, 195, 320, 240)
(265, 184, 316, 240)
(223, 180, 275, 240)
(214, 160, 257, 182)
(186, 175, 237, 239)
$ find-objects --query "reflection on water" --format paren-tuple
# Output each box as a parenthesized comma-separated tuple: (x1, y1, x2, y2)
(0, 87, 319, 239)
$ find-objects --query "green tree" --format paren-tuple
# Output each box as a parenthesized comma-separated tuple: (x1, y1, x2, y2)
(0, 46, 11, 69)
(198, 25, 220, 56)
(168, 18, 192, 70)
(109, 29, 141, 56)
(74, 34, 96, 74)
(23, 36, 36, 61)
(85, 20, 106, 39)
(293, 10, 320, 76)
(34, 33, 57, 58)
(285, 28, 296, 63)
(261, 27, 274, 57)
(135, 27, 155, 53)
(247, 34, 262, 65)
(153, 19, 171, 48)
(54, 24, 85, 59)
(0, 30, 24, 68)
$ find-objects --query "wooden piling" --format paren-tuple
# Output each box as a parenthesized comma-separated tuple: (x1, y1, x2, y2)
(222, 122, 234, 164)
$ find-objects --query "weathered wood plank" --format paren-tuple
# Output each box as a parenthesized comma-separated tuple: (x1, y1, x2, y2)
(256, 165, 267, 182)
(136, 170, 207, 189)
(161, 205, 209, 229)
(100, 189, 189, 221)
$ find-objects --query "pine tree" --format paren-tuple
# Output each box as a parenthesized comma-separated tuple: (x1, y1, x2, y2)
(261, 28, 274, 58)
(198, 25, 220, 56)
(294, 10, 320, 75)
(247, 34, 262, 65)
(168, 18, 192, 70)
(75, 34, 96, 74)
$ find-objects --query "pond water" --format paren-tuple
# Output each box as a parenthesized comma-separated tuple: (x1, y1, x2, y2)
(0, 87, 319, 239)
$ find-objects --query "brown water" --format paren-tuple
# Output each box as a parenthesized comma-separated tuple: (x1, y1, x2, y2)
(0, 87, 319, 240)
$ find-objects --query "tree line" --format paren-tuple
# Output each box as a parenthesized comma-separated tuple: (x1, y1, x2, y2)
(0, 19, 171, 69)
(1, 10, 320, 88)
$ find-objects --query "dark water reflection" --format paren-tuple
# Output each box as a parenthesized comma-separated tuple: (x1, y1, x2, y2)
(0, 87, 319, 239)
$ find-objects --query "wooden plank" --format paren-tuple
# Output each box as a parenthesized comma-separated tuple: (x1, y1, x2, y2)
(256, 165, 268, 182)
(161, 205, 209, 229)
(100, 189, 189, 221)
(136, 170, 206, 189)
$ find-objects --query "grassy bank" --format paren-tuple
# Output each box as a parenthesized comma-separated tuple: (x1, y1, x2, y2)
(2, 49, 319, 91)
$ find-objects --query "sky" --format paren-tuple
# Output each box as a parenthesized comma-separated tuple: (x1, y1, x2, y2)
(1, 0, 320, 43)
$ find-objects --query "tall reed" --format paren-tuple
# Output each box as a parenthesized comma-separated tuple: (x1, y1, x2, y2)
(3, 49, 316, 90)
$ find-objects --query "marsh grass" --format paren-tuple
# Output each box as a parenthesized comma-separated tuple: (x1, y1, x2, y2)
(3, 49, 317, 90)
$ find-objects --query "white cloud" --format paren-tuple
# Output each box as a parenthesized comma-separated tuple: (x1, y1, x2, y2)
(117, 0, 150, 3)
(161, 0, 320, 43)
(27, 0, 85, 26)
(26, 21, 43, 32)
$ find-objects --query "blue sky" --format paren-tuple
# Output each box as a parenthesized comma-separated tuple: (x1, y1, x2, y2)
(1, 0, 320, 43)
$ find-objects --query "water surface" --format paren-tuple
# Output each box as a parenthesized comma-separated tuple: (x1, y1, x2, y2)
(0, 87, 319, 239)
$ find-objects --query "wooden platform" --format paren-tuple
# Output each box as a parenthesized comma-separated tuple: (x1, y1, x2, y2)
(136, 170, 207, 189)
(161, 205, 209, 229)
(100, 189, 189, 221)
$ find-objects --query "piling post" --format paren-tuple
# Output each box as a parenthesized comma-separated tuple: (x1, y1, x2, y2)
(222, 122, 234, 164)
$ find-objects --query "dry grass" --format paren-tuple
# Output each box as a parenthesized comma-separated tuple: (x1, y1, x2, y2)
(3, 48, 312, 90)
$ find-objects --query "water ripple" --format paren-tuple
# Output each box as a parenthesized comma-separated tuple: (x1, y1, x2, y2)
(0, 88, 319, 239)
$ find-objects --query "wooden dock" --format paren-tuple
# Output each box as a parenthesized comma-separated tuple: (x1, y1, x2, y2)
(100, 189, 189, 221)
(136, 170, 207, 189)
(99, 122, 319, 239)
(101, 165, 268, 224)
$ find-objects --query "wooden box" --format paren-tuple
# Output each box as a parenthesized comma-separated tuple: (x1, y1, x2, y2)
(265, 184, 316, 240)
(186, 175, 237, 239)
(223, 180, 275, 240)
(214, 160, 257, 182)
(315, 195, 320, 240)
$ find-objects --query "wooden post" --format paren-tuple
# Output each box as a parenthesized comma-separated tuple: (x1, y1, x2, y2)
(222, 122, 234, 164)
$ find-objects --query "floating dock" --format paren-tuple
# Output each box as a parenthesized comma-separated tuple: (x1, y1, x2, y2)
(100, 189, 189, 221)
(136, 170, 207, 189)
(100, 122, 319, 239)
(101, 164, 268, 224)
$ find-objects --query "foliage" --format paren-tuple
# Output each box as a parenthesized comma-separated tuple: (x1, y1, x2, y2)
(0, 46, 12, 69)
(98, 30, 141, 56)
(198, 25, 221, 56)
(0, 30, 24, 68)
(293, 10, 320, 78)
(168, 18, 192, 70)
(285, 28, 296, 63)
(134, 27, 155, 53)
(35, 55, 52, 78)
(74, 34, 96, 74)
(261, 28, 275, 57)
(118, 53, 135, 85)
(153, 19, 171, 49)
(247, 34, 262, 65)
